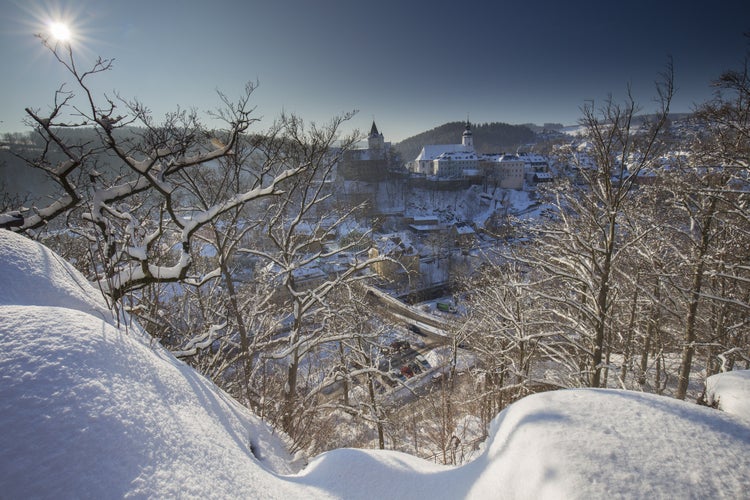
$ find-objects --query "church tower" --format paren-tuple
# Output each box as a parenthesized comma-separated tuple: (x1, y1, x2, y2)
(368, 121, 385, 152)
(461, 120, 474, 150)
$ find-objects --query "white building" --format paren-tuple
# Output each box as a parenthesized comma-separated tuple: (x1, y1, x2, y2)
(515, 151, 549, 184)
(432, 150, 479, 179)
(408, 121, 476, 177)
(480, 153, 526, 190)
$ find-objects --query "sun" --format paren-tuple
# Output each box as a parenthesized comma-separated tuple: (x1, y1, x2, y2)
(48, 21, 72, 42)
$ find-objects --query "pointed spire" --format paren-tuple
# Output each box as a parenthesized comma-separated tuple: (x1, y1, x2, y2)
(370, 121, 380, 137)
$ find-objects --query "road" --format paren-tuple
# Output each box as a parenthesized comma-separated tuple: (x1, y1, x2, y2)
(363, 285, 454, 347)
(317, 285, 457, 402)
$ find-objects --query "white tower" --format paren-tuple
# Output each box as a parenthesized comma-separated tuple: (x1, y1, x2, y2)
(461, 120, 474, 150)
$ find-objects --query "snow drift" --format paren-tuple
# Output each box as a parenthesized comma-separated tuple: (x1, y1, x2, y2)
(705, 369, 750, 420)
(1, 230, 749, 498)
(0, 232, 305, 498)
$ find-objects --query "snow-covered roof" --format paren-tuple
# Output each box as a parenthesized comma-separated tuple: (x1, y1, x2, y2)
(409, 224, 443, 232)
(408, 216, 439, 223)
(375, 235, 416, 256)
(435, 151, 477, 161)
(480, 154, 524, 164)
(452, 222, 475, 235)
(263, 261, 326, 282)
(517, 152, 549, 163)
(415, 144, 472, 162)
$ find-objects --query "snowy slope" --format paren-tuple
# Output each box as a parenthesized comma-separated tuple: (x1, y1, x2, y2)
(2, 230, 750, 499)
(0, 230, 113, 321)
(0, 232, 308, 498)
(0, 305, 315, 498)
(468, 389, 750, 498)
(297, 390, 750, 499)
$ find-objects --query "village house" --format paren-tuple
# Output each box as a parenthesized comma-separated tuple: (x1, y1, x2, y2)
(449, 221, 476, 250)
(368, 236, 420, 285)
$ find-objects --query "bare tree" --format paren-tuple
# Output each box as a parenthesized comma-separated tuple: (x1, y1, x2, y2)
(315, 284, 391, 451)
(462, 261, 569, 422)
(666, 49, 750, 398)
(10, 34, 305, 308)
(510, 68, 674, 387)
(233, 113, 388, 445)
(8, 36, 401, 444)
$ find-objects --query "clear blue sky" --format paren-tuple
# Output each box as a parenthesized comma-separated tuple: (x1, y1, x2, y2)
(1, 0, 748, 142)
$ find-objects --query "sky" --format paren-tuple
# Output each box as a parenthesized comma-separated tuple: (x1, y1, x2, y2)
(0, 0, 749, 142)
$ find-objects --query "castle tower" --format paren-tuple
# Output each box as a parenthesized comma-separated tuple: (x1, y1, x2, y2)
(462, 120, 474, 149)
(368, 121, 385, 151)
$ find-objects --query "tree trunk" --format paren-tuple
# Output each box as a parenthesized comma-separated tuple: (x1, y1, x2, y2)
(675, 261, 705, 399)
(620, 278, 640, 386)
(676, 200, 716, 400)
(282, 348, 300, 434)
(220, 261, 255, 407)
(591, 217, 616, 388)
(338, 342, 349, 406)
(365, 374, 385, 449)
(639, 280, 660, 386)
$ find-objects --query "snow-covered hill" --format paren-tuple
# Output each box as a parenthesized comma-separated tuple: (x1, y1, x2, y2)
(1, 230, 749, 498)
(0, 231, 302, 498)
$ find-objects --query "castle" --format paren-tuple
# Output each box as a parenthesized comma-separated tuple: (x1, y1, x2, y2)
(407, 121, 476, 177)
(406, 122, 526, 189)
(338, 121, 400, 182)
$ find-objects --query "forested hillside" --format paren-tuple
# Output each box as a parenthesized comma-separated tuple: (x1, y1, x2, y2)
(394, 121, 537, 161)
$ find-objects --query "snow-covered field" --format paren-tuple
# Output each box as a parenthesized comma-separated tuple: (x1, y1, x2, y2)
(2, 230, 749, 498)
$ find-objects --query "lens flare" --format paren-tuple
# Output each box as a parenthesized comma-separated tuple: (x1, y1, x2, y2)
(49, 21, 71, 42)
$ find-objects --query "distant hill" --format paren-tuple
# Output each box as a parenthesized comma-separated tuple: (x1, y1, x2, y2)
(394, 122, 537, 161)
(635, 112, 693, 129)
(1, 127, 145, 202)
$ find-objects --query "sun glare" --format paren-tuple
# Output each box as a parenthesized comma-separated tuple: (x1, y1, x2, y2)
(49, 21, 71, 42)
